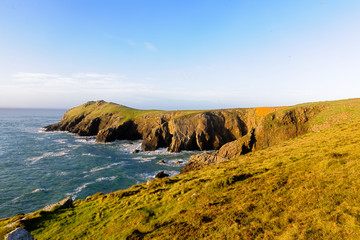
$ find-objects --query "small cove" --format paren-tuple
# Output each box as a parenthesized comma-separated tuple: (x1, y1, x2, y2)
(0, 108, 198, 218)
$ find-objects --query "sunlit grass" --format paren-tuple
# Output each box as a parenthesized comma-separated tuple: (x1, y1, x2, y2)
(2, 98, 360, 239)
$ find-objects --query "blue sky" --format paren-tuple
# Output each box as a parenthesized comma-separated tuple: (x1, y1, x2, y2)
(0, 1, 359, 109)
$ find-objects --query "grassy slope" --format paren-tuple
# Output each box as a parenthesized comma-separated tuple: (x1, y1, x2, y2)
(62, 101, 280, 123)
(62, 101, 163, 122)
(2, 98, 360, 239)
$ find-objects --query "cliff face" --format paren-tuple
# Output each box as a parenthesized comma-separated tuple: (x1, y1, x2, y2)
(181, 105, 325, 173)
(46, 100, 327, 172)
(45, 101, 265, 153)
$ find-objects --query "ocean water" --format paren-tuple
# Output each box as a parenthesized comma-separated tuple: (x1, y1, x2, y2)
(0, 108, 198, 218)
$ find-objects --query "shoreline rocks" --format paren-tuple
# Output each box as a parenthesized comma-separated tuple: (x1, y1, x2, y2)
(5, 228, 34, 240)
(155, 171, 169, 179)
(42, 196, 73, 212)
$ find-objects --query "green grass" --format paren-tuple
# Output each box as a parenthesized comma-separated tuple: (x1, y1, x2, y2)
(2, 98, 360, 239)
(63, 101, 162, 123)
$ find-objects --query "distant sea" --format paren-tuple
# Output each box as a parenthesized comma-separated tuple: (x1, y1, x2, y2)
(0, 108, 198, 218)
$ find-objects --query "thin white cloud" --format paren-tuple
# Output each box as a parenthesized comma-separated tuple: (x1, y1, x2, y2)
(145, 42, 157, 51)
(12, 72, 62, 83)
(10, 72, 143, 92)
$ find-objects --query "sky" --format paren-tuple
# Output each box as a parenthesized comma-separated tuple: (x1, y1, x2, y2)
(0, 0, 360, 110)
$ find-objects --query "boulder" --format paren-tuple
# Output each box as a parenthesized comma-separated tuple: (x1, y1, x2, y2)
(155, 171, 169, 179)
(216, 129, 256, 159)
(181, 153, 228, 174)
(5, 227, 34, 240)
(43, 196, 73, 212)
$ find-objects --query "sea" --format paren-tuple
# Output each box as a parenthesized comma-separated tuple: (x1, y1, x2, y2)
(0, 108, 198, 218)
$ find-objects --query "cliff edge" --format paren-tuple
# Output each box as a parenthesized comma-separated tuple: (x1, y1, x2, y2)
(45, 100, 281, 153)
(46, 98, 360, 173)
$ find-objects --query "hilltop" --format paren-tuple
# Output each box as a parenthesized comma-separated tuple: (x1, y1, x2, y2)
(2, 98, 360, 239)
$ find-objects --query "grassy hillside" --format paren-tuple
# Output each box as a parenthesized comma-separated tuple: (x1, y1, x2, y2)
(62, 100, 163, 122)
(2, 98, 360, 239)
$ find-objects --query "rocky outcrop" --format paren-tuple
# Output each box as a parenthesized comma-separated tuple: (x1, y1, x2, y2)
(4, 228, 34, 240)
(155, 171, 169, 179)
(45, 101, 324, 168)
(181, 105, 325, 173)
(253, 105, 323, 150)
(181, 129, 256, 173)
(42, 196, 73, 212)
(140, 118, 172, 151)
(169, 112, 237, 152)
(96, 120, 141, 142)
(45, 101, 258, 153)
(181, 153, 228, 173)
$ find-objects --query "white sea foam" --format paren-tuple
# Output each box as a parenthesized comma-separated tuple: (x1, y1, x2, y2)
(89, 162, 125, 173)
(118, 140, 142, 153)
(96, 176, 117, 182)
(31, 188, 48, 193)
(67, 144, 81, 149)
(11, 196, 22, 203)
(56, 171, 69, 176)
(26, 151, 69, 164)
(68, 176, 117, 199)
(82, 153, 97, 157)
(75, 138, 96, 144)
(72, 182, 92, 196)
(132, 156, 157, 162)
(38, 128, 47, 133)
(141, 147, 198, 156)
(54, 139, 67, 144)
(156, 158, 188, 166)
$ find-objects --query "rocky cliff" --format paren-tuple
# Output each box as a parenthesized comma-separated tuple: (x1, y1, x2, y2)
(46, 100, 277, 153)
(181, 104, 325, 172)
(46, 100, 328, 173)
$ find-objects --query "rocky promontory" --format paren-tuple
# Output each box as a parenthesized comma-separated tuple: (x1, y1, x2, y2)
(46, 100, 327, 172)
(45, 100, 275, 152)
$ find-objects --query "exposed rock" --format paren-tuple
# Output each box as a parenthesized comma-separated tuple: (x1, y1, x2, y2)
(180, 130, 255, 173)
(175, 161, 183, 165)
(45, 100, 324, 165)
(95, 100, 106, 106)
(181, 106, 324, 173)
(181, 153, 228, 173)
(96, 120, 141, 142)
(155, 171, 169, 178)
(157, 160, 166, 164)
(132, 149, 140, 154)
(216, 129, 256, 159)
(4, 227, 34, 240)
(253, 105, 324, 150)
(5, 216, 29, 228)
(42, 196, 73, 212)
(141, 120, 172, 151)
(168, 112, 243, 152)
(76, 117, 101, 136)
(45, 101, 257, 153)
